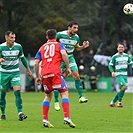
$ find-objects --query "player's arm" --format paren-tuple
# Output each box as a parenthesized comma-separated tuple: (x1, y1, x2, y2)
(108, 56, 115, 78)
(75, 41, 89, 51)
(19, 45, 33, 78)
(127, 55, 133, 66)
(34, 59, 41, 84)
(60, 43, 71, 76)
(34, 50, 42, 84)
(20, 56, 33, 78)
(0, 47, 4, 63)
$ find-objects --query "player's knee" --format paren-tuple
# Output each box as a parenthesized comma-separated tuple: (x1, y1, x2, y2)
(60, 91, 68, 98)
(45, 93, 52, 101)
(121, 86, 127, 90)
(73, 74, 80, 80)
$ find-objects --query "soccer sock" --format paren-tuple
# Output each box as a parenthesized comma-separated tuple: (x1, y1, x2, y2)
(112, 92, 119, 103)
(42, 101, 50, 120)
(54, 90, 59, 102)
(0, 91, 6, 114)
(118, 89, 125, 102)
(14, 90, 22, 113)
(62, 98, 70, 118)
(75, 80, 83, 98)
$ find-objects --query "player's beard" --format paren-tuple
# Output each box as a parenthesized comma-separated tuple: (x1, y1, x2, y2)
(119, 51, 123, 55)
(70, 31, 77, 36)
(7, 41, 14, 48)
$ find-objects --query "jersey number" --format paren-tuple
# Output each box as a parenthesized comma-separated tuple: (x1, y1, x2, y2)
(44, 44, 55, 58)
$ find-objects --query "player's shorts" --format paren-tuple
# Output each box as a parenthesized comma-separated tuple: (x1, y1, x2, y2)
(41, 73, 68, 94)
(0, 72, 22, 91)
(116, 75, 128, 89)
(61, 56, 78, 72)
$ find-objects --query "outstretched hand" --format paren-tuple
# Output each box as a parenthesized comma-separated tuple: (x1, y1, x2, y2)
(83, 41, 89, 48)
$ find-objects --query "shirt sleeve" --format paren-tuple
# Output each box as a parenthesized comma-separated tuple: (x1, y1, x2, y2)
(56, 32, 60, 42)
(21, 56, 29, 68)
(108, 56, 115, 73)
(128, 55, 132, 65)
(60, 43, 66, 51)
(35, 48, 42, 60)
(19, 45, 24, 58)
(19, 45, 29, 68)
(74, 35, 80, 47)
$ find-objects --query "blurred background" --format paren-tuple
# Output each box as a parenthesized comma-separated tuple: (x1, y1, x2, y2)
(0, 0, 133, 91)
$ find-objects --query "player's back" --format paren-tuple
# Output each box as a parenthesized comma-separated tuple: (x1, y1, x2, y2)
(39, 40, 62, 76)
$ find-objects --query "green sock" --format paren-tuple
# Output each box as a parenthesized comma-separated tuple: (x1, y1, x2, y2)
(75, 80, 83, 98)
(14, 90, 22, 113)
(0, 91, 6, 114)
(112, 92, 118, 103)
(54, 90, 59, 102)
(118, 89, 125, 102)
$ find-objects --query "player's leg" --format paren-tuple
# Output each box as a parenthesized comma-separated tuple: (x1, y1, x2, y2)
(0, 72, 10, 120)
(109, 93, 119, 107)
(0, 91, 6, 120)
(53, 62, 66, 110)
(72, 71, 83, 97)
(13, 86, 27, 121)
(53, 90, 60, 111)
(117, 88, 125, 107)
(60, 91, 76, 128)
(12, 73, 27, 121)
(42, 77, 54, 128)
(110, 76, 126, 107)
(110, 76, 121, 107)
(69, 57, 88, 103)
(42, 92, 54, 128)
(72, 71, 88, 103)
(59, 74, 76, 128)
(82, 80, 85, 90)
(117, 76, 127, 107)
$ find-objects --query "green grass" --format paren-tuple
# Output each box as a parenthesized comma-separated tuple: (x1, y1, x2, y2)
(0, 91, 132, 133)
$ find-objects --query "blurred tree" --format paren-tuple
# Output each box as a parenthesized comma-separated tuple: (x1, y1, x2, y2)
(0, 0, 133, 59)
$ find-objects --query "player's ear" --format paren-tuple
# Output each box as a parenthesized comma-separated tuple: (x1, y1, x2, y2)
(46, 36, 48, 40)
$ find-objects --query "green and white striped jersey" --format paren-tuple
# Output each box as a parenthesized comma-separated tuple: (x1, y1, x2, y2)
(0, 42, 24, 73)
(108, 53, 132, 76)
(57, 30, 80, 56)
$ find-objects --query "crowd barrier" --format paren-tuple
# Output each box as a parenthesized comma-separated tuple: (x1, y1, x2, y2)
(21, 74, 133, 93)
(65, 76, 133, 93)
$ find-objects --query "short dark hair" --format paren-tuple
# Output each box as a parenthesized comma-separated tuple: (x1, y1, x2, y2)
(67, 21, 78, 27)
(46, 29, 57, 39)
(5, 31, 15, 36)
(117, 42, 124, 46)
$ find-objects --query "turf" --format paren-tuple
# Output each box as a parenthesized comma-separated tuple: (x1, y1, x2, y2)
(0, 91, 132, 133)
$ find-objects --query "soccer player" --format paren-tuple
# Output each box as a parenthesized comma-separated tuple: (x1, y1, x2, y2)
(0, 31, 33, 120)
(34, 29, 76, 128)
(108, 42, 132, 107)
(54, 21, 89, 111)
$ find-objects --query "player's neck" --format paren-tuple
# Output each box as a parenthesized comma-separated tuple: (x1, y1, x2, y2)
(6, 42, 14, 48)
(47, 39, 56, 42)
(67, 30, 73, 37)
(118, 52, 123, 55)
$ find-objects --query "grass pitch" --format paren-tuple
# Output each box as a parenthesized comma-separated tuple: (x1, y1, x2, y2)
(0, 91, 132, 133)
